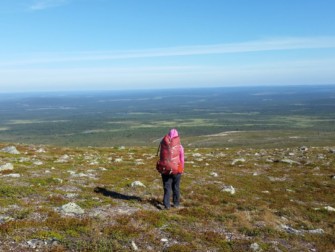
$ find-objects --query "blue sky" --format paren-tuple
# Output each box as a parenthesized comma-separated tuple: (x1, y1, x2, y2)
(1, 0, 335, 92)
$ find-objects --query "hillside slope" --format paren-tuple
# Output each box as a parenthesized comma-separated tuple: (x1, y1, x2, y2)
(0, 143, 334, 251)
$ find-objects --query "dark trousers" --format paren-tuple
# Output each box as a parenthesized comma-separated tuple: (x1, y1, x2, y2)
(161, 173, 181, 208)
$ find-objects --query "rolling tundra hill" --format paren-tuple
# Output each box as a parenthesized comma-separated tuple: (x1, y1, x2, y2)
(0, 142, 334, 251)
(0, 85, 334, 250)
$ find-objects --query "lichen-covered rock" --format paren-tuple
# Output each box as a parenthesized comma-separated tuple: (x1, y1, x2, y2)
(27, 239, 45, 249)
(281, 158, 300, 165)
(54, 154, 70, 163)
(1, 146, 20, 154)
(281, 224, 324, 235)
(0, 163, 14, 171)
(60, 202, 84, 215)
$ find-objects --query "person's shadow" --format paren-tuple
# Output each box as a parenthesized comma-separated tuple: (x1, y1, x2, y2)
(94, 187, 142, 201)
(94, 186, 164, 210)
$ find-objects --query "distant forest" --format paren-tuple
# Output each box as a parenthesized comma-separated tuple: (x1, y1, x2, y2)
(1, 85, 335, 147)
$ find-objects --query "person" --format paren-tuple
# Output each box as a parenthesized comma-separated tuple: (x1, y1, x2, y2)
(157, 128, 184, 209)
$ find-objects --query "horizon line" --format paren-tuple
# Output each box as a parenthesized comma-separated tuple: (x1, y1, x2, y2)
(1, 83, 334, 95)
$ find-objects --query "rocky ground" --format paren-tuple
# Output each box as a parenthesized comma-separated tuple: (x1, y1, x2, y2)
(0, 143, 334, 251)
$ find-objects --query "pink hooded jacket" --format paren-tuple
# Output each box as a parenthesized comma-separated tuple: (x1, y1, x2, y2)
(168, 129, 184, 169)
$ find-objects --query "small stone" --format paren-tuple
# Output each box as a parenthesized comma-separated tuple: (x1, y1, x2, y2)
(185, 161, 194, 164)
(46, 238, 60, 246)
(268, 176, 286, 182)
(324, 206, 335, 212)
(161, 238, 168, 242)
(222, 185, 235, 195)
(2, 173, 21, 178)
(300, 146, 308, 151)
(231, 158, 245, 165)
(250, 242, 261, 251)
(131, 181, 146, 188)
(0, 163, 14, 172)
(280, 158, 300, 165)
(19, 157, 30, 163)
(131, 240, 138, 251)
(36, 148, 46, 153)
(54, 178, 63, 183)
(210, 172, 218, 177)
(33, 160, 44, 166)
(135, 159, 144, 165)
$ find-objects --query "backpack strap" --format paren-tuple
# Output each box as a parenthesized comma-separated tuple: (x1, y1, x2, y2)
(156, 141, 161, 156)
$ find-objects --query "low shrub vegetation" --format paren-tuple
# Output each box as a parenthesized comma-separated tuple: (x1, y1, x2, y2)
(0, 142, 334, 251)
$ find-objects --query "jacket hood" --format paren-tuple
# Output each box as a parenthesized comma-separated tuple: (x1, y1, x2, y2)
(168, 128, 179, 139)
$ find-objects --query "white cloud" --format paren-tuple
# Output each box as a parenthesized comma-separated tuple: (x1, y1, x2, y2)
(1, 36, 334, 91)
(1, 36, 335, 67)
(29, 0, 70, 11)
(1, 59, 335, 91)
